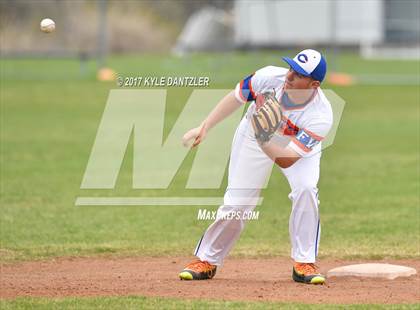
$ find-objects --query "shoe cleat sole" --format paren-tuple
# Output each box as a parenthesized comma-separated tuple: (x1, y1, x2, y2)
(309, 275, 325, 284)
(179, 271, 193, 280)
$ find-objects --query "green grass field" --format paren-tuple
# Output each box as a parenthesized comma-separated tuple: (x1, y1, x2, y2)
(1, 296, 418, 310)
(1, 52, 419, 308)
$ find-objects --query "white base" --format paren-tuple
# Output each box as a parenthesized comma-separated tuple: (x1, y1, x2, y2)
(327, 263, 417, 280)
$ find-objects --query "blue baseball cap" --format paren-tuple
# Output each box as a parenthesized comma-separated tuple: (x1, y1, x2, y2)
(282, 49, 327, 82)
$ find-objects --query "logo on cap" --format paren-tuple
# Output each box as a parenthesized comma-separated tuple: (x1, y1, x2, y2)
(297, 54, 308, 63)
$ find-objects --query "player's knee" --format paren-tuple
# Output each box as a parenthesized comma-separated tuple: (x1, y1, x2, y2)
(224, 189, 260, 208)
(288, 186, 318, 206)
(293, 185, 318, 197)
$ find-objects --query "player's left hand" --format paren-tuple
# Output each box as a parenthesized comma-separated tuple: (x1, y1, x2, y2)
(182, 123, 208, 148)
(251, 92, 283, 145)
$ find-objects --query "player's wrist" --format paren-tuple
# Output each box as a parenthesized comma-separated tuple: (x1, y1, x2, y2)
(200, 120, 211, 132)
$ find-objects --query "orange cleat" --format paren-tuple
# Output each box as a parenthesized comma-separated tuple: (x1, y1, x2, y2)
(293, 262, 325, 284)
(179, 259, 217, 280)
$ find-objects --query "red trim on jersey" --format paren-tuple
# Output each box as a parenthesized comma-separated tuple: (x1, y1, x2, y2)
(292, 137, 311, 153)
(304, 128, 324, 141)
(279, 115, 300, 136)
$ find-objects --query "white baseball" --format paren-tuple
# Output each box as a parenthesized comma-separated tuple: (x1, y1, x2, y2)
(40, 18, 55, 33)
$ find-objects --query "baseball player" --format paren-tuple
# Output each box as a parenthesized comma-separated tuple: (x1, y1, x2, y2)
(179, 49, 333, 284)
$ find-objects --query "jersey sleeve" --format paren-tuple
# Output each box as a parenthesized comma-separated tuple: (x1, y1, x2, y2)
(288, 117, 333, 157)
(234, 73, 256, 103)
(234, 66, 287, 104)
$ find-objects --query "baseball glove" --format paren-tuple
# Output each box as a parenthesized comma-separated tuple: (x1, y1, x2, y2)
(251, 92, 283, 144)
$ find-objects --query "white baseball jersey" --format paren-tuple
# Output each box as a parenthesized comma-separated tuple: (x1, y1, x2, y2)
(234, 66, 333, 158)
(194, 66, 334, 266)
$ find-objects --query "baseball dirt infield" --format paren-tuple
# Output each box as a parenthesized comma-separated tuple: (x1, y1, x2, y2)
(1, 256, 418, 304)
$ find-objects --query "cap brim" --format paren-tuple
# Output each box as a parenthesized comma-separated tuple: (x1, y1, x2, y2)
(282, 57, 311, 77)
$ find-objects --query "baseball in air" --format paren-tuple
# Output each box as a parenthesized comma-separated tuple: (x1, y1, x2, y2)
(40, 18, 55, 33)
